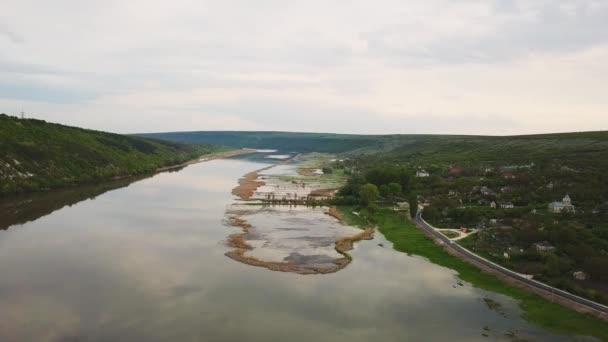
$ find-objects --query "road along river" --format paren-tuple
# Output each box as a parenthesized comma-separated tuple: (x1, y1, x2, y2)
(0, 153, 595, 341)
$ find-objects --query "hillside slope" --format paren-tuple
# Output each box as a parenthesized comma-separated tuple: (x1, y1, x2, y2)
(138, 130, 608, 169)
(0, 114, 214, 196)
(137, 131, 384, 153)
(367, 132, 608, 168)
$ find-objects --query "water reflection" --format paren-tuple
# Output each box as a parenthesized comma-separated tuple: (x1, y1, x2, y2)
(0, 158, 595, 342)
(0, 174, 151, 231)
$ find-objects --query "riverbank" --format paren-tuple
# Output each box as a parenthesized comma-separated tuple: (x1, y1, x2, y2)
(339, 206, 608, 341)
(156, 148, 256, 172)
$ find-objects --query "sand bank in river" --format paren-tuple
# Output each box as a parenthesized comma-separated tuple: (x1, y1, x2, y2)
(231, 155, 298, 200)
(224, 206, 374, 275)
(225, 153, 372, 275)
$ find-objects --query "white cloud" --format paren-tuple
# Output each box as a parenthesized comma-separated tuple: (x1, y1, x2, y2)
(1, 0, 607, 134)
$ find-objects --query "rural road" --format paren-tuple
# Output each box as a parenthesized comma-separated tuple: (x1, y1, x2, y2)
(415, 210, 608, 317)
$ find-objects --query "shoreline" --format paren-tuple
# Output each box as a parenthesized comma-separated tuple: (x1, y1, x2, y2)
(230, 154, 298, 200)
(339, 206, 608, 340)
(0, 148, 254, 201)
(156, 148, 256, 173)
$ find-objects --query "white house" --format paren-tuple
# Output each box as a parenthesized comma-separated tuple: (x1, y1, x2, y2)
(499, 201, 514, 209)
(534, 241, 556, 252)
(416, 169, 430, 177)
(548, 194, 575, 213)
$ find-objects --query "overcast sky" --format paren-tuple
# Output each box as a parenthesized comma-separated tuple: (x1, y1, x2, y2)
(1, 0, 607, 135)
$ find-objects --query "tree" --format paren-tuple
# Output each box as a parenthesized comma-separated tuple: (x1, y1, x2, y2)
(388, 182, 402, 199)
(408, 192, 418, 218)
(359, 183, 379, 205)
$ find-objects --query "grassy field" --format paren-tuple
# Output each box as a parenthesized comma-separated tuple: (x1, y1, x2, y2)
(440, 230, 460, 239)
(339, 206, 608, 341)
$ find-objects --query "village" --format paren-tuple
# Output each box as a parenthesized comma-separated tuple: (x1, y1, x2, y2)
(407, 162, 608, 305)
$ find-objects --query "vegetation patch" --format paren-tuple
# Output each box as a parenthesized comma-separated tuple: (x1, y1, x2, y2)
(0, 114, 218, 196)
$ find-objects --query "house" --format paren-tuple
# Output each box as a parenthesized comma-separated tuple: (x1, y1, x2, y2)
(459, 227, 467, 233)
(478, 198, 490, 205)
(480, 186, 495, 196)
(534, 241, 556, 252)
(416, 169, 430, 177)
(499, 201, 514, 209)
(394, 202, 410, 212)
(502, 173, 516, 179)
(548, 194, 576, 213)
(449, 167, 463, 174)
(490, 201, 497, 209)
(489, 219, 498, 225)
(572, 271, 588, 280)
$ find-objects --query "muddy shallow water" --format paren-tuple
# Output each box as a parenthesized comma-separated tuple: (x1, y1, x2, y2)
(0, 156, 595, 341)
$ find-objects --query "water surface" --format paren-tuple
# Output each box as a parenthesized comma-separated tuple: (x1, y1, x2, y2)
(0, 157, 591, 341)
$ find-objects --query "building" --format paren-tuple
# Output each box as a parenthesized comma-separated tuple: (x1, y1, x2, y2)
(534, 241, 556, 252)
(548, 194, 575, 213)
(416, 169, 430, 177)
(490, 201, 497, 209)
(499, 201, 514, 209)
(449, 167, 463, 174)
(394, 202, 410, 212)
(572, 271, 588, 280)
(480, 186, 495, 196)
(502, 173, 516, 179)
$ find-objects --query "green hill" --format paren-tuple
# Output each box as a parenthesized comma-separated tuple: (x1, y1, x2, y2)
(138, 130, 608, 168)
(137, 131, 383, 153)
(0, 114, 215, 196)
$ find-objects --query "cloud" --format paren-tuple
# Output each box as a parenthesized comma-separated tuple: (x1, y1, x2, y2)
(0, 0, 607, 134)
(0, 22, 24, 43)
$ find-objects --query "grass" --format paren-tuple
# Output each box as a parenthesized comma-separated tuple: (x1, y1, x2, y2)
(339, 206, 608, 341)
(440, 230, 460, 239)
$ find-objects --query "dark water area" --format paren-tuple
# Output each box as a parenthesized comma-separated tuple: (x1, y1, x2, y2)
(0, 157, 595, 341)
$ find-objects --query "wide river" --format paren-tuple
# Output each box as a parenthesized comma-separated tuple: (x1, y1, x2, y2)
(0, 155, 593, 341)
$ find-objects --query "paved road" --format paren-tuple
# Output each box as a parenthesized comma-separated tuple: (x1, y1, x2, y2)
(415, 210, 608, 316)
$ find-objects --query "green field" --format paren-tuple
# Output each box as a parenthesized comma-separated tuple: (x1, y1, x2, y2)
(339, 206, 608, 341)
(0, 114, 217, 196)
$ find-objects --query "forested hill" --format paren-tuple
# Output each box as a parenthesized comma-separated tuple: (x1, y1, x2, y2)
(138, 130, 608, 166)
(0, 114, 215, 196)
(137, 131, 384, 153)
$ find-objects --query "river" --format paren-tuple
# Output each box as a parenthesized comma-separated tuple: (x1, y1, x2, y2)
(0, 155, 593, 341)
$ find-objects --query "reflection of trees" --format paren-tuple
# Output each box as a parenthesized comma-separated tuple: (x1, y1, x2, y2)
(0, 173, 158, 231)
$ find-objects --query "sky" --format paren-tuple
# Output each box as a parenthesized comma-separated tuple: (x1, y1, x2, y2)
(1, 0, 607, 135)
